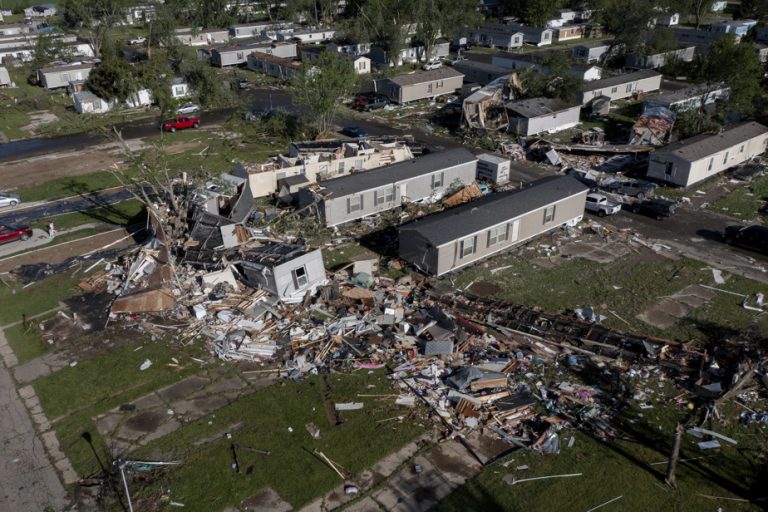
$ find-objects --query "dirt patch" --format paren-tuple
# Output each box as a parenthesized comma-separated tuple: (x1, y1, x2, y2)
(468, 281, 501, 297)
(0, 229, 134, 274)
(2, 150, 119, 190)
(637, 284, 717, 329)
(21, 111, 59, 133)
(164, 141, 203, 155)
(123, 410, 166, 434)
(240, 488, 292, 512)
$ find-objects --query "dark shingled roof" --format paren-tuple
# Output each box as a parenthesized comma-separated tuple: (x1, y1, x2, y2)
(386, 67, 464, 87)
(653, 122, 768, 162)
(506, 97, 578, 118)
(319, 147, 476, 198)
(583, 69, 660, 92)
(399, 175, 588, 247)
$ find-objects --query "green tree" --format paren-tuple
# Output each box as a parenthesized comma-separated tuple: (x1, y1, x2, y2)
(593, 0, 657, 53)
(62, 0, 127, 58)
(414, 0, 481, 61)
(193, 0, 237, 28)
(739, 0, 768, 19)
(28, 34, 61, 83)
(648, 28, 679, 54)
(86, 57, 138, 103)
(698, 38, 764, 116)
(689, 0, 715, 29)
(351, 0, 418, 65)
(674, 108, 721, 138)
(182, 59, 231, 108)
(292, 52, 358, 135)
(507, 0, 561, 28)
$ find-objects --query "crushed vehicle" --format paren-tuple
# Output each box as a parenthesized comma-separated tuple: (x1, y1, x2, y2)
(584, 193, 621, 217)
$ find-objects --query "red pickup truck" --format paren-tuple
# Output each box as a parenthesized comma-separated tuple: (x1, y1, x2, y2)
(0, 225, 33, 245)
(162, 116, 200, 132)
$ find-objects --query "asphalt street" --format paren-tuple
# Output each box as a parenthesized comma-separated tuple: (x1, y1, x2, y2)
(0, 188, 138, 226)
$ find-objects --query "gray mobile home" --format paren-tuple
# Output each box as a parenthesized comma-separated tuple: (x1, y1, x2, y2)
(578, 69, 662, 105)
(304, 148, 478, 227)
(398, 176, 588, 275)
(235, 243, 326, 303)
(37, 62, 96, 90)
(647, 122, 768, 187)
(506, 97, 581, 136)
(211, 38, 296, 67)
(377, 67, 464, 104)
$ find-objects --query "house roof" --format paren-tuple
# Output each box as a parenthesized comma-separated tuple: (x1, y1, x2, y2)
(653, 122, 768, 162)
(238, 242, 315, 267)
(452, 60, 509, 75)
(280, 174, 310, 186)
(386, 67, 464, 87)
(73, 90, 101, 102)
(647, 81, 728, 105)
(398, 175, 588, 247)
(583, 69, 660, 92)
(319, 147, 476, 198)
(213, 36, 273, 52)
(505, 97, 578, 118)
(39, 61, 96, 73)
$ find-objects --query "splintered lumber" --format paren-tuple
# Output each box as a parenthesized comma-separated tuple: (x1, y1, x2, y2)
(586, 495, 624, 512)
(665, 424, 684, 488)
(509, 473, 582, 485)
(314, 450, 348, 480)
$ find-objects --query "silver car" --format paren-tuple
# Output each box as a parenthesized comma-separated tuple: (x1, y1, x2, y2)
(0, 193, 21, 208)
(176, 102, 200, 115)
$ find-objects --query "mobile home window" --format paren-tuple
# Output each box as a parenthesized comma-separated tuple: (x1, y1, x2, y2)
(292, 266, 309, 288)
(431, 172, 444, 189)
(337, 161, 345, 175)
(460, 236, 476, 258)
(707, 158, 714, 171)
(611, 87, 618, 93)
(487, 224, 508, 247)
(543, 204, 556, 223)
(625, 84, 632, 93)
(740, 145, 745, 153)
(347, 194, 363, 213)
(374, 186, 392, 205)
(723, 151, 729, 164)
(427, 83, 433, 93)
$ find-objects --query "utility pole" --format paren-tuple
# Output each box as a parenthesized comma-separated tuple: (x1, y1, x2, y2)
(115, 459, 135, 512)
(665, 423, 684, 488)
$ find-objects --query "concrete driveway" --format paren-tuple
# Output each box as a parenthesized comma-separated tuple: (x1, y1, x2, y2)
(0, 228, 48, 258)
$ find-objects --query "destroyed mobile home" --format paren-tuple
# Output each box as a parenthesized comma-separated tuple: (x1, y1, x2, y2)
(55, 178, 767, 480)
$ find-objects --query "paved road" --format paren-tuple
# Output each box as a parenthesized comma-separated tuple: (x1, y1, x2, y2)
(0, 188, 139, 226)
(0, 329, 70, 511)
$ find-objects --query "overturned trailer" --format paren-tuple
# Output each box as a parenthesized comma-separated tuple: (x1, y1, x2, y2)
(461, 73, 523, 131)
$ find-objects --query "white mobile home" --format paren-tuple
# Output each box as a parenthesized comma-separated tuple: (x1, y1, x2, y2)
(647, 122, 768, 187)
(506, 97, 581, 136)
(578, 69, 662, 105)
(37, 62, 97, 90)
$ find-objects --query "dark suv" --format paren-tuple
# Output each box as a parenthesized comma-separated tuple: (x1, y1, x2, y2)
(604, 180, 656, 198)
(724, 225, 768, 254)
(631, 198, 676, 220)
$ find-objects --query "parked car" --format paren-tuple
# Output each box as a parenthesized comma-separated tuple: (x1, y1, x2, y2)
(0, 224, 32, 244)
(422, 60, 442, 70)
(353, 94, 389, 112)
(630, 198, 676, 220)
(585, 193, 621, 217)
(176, 102, 200, 115)
(341, 125, 368, 138)
(724, 225, 768, 254)
(235, 77, 250, 90)
(162, 116, 200, 132)
(604, 179, 656, 199)
(446, 55, 467, 66)
(129, 37, 146, 45)
(0, 193, 21, 208)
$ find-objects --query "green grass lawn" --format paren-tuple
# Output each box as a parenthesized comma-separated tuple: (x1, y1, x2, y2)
(2, 312, 56, 364)
(131, 371, 426, 511)
(0, 272, 80, 327)
(30, 199, 146, 231)
(15, 170, 133, 202)
(453, 249, 768, 344)
(710, 175, 768, 220)
(0, 106, 30, 140)
(33, 338, 207, 475)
